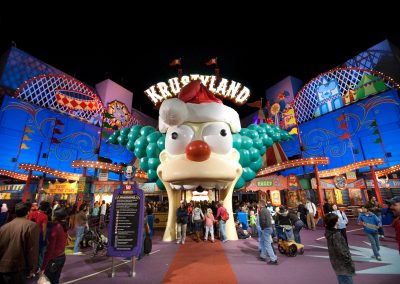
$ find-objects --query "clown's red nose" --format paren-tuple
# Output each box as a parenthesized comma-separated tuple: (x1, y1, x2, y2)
(185, 140, 211, 162)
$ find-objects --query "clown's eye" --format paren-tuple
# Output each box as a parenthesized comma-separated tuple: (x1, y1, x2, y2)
(202, 122, 232, 154)
(165, 125, 194, 155)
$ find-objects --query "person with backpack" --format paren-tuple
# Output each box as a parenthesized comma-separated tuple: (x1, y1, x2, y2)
(216, 200, 229, 243)
(305, 199, 317, 230)
(330, 204, 349, 245)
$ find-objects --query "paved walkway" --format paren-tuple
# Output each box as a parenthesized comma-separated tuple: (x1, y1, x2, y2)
(29, 221, 400, 284)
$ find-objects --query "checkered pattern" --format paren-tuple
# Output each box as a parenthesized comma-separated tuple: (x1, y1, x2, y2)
(294, 68, 399, 124)
(14, 74, 104, 122)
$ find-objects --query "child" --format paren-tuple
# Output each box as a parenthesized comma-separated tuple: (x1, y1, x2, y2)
(235, 220, 251, 239)
(249, 210, 257, 237)
(204, 208, 216, 242)
(357, 205, 382, 261)
(324, 213, 355, 284)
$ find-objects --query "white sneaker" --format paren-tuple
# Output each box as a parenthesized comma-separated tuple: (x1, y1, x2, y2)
(73, 252, 83, 255)
(182, 240, 185, 244)
(176, 240, 181, 244)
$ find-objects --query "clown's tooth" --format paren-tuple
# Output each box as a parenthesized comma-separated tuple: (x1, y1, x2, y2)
(183, 185, 196, 190)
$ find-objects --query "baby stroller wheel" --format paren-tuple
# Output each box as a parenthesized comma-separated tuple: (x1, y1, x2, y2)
(287, 244, 297, 257)
(278, 244, 286, 254)
(298, 247, 304, 255)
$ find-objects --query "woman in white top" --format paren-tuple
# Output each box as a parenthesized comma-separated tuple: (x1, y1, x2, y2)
(331, 204, 349, 245)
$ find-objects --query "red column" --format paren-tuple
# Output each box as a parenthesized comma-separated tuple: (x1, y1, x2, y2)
(313, 165, 325, 217)
(22, 170, 32, 202)
(370, 166, 383, 206)
(77, 167, 87, 209)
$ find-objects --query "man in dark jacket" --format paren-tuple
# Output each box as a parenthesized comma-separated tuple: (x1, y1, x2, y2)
(387, 196, 400, 254)
(0, 202, 40, 284)
(259, 200, 278, 265)
(176, 201, 189, 244)
(324, 213, 355, 284)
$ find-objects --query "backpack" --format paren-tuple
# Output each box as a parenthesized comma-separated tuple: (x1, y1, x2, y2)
(222, 209, 229, 221)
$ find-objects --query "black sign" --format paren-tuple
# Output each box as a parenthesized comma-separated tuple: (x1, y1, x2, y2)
(108, 182, 144, 257)
(112, 194, 140, 250)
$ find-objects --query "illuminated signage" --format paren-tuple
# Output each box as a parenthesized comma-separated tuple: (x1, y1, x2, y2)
(144, 75, 251, 106)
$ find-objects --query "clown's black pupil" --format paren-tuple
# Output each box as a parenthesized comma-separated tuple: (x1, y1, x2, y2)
(220, 129, 227, 136)
(172, 132, 178, 139)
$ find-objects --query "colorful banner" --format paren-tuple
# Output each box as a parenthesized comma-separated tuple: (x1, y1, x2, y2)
(334, 189, 343, 204)
(366, 179, 400, 188)
(287, 191, 298, 207)
(246, 175, 287, 192)
(311, 178, 366, 189)
(0, 184, 25, 193)
(43, 181, 78, 194)
(93, 181, 121, 194)
(270, 190, 281, 206)
(287, 174, 299, 190)
(349, 188, 364, 205)
(141, 183, 162, 194)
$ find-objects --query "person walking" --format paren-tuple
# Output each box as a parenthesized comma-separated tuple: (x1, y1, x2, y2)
(40, 208, 68, 284)
(0, 203, 9, 227)
(367, 196, 384, 238)
(324, 213, 355, 284)
(216, 200, 228, 243)
(305, 199, 317, 230)
(0, 202, 40, 283)
(357, 204, 382, 261)
(192, 202, 204, 242)
(176, 201, 188, 244)
(73, 204, 88, 255)
(331, 204, 349, 245)
(386, 196, 400, 254)
(99, 200, 107, 229)
(259, 200, 278, 265)
(204, 208, 216, 242)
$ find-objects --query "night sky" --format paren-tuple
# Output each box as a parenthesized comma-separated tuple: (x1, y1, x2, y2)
(1, 14, 399, 120)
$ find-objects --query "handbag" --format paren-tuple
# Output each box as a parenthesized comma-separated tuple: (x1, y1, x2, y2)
(38, 274, 51, 284)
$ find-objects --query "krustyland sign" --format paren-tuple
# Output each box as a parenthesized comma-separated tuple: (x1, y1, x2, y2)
(144, 75, 251, 105)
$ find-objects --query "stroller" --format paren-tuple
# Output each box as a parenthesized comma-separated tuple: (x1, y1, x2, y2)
(83, 217, 108, 257)
(275, 224, 304, 257)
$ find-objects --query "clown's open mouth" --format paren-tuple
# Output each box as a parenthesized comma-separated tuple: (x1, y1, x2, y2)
(168, 181, 230, 190)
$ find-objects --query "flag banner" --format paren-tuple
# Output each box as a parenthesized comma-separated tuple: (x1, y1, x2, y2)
(55, 119, 64, 126)
(103, 122, 112, 129)
(205, 58, 217, 66)
(21, 143, 29, 150)
(369, 121, 377, 127)
(22, 135, 31, 141)
(24, 126, 34, 133)
(372, 129, 379, 135)
(258, 109, 266, 121)
(247, 100, 262, 108)
(339, 132, 350, 140)
(373, 138, 382, 144)
(289, 128, 298, 135)
(104, 112, 114, 119)
(337, 114, 345, 122)
(169, 58, 181, 66)
(339, 122, 348, 130)
(51, 138, 61, 144)
(53, 128, 62, 134)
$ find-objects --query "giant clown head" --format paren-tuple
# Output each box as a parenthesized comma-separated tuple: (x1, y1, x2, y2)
(108, 80, 293, 242)
(158, 80, 242, 241)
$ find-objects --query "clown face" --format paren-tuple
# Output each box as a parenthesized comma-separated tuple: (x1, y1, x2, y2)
(158, 122, 241, 189)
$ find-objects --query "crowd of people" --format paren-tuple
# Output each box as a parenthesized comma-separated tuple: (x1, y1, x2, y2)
(0, 194, 399, 284)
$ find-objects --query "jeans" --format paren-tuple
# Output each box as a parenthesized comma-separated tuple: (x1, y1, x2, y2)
(257, 226, 262, 251)
(38, 234, 47, 269)
(366, 232, 380, 257)
(377, 215, 384, 236)
(261, 227, 277, 261)
(337, 275, 353, 284)
(99, 214, 105, 229)
(219, 220, 227, 241)
(74, 225, 85, 252)
(204, 225, 214, 240)
(293, 220, 304, 244)
(177, 223, 187, 242)
(147, 215, 154, 238)
(45, 254, 66, 284)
